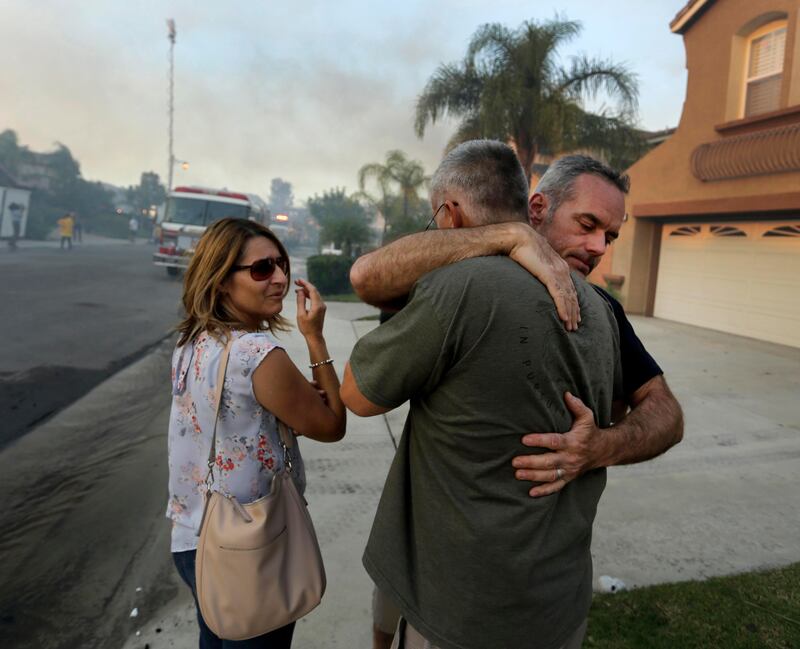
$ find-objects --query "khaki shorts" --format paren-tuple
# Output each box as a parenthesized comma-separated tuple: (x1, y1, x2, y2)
(389, 617, 588, 649)
(373, 585, 402, 634)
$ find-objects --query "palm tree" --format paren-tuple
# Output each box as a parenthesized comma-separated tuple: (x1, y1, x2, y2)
(358, 150, 428, 243)
(414, 18, 641, 179)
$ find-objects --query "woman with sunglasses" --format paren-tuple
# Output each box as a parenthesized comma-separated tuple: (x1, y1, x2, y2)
(167, 217, 346, 649)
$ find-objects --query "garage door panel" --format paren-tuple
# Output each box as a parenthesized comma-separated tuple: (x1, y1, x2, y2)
(750, 281, 800, 317)
(654, 222, 800, 348)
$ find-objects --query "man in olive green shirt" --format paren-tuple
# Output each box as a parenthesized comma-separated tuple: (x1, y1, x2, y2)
(342, 140, 623, 649)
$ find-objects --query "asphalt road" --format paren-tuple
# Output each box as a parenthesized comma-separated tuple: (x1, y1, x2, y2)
(0, 241, 184, 447)
(0, 239, 314, 649)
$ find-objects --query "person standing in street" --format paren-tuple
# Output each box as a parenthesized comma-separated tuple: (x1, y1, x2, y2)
(57, 212, 74, 250)
(342, 141, 624, 649)
(72, 212, 83, 243)
(7, 202, 25, 250)
(128, 215, 139, 242)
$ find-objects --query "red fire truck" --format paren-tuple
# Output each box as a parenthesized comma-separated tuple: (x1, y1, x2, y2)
(153, 186, 270, 276)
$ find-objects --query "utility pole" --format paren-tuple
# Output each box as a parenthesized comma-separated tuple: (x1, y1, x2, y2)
(166, 18, 176, 192)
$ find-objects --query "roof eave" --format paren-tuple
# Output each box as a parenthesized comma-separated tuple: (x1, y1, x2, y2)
(670, 0, 714, 34)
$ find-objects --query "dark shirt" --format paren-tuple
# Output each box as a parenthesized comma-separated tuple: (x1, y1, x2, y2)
(590, 285, 662, 398)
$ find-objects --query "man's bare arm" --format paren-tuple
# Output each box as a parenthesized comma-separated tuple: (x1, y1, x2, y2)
(602, 375, 684, 465)
(512, 376, 684, 497)
(350, 222, 580, 330)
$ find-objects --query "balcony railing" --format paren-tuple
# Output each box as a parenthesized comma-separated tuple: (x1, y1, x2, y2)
(691, 122, 800, 181)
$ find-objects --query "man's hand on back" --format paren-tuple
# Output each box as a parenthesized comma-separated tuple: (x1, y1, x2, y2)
(512, 377, 684, 497)
(512, 392, 602, 497)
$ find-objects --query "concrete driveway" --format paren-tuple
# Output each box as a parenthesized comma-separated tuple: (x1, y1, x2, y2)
(592, 316, 800, 587)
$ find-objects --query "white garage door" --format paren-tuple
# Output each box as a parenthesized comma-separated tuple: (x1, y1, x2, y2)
(654, 222, 800, 348)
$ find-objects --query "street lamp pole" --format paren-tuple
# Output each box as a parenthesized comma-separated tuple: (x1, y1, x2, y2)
(166, 18, 176, 192)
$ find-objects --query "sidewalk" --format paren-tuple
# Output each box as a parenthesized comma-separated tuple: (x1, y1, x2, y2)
(122, 308, 800, 649)
(0, 233, 148, 252)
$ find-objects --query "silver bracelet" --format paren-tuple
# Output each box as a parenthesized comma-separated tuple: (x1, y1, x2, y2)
(309, 358, 334, 369)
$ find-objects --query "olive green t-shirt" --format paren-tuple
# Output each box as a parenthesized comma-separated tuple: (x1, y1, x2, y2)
(351, 257, 622, 649)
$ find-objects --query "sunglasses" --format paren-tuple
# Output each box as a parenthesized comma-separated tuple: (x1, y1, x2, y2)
(231, 255, 289, 281)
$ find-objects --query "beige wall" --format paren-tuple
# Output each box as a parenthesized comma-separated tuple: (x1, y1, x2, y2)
(612, 0, 800, 313)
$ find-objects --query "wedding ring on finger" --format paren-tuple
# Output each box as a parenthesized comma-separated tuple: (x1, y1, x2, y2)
(556, 467, 563, 481)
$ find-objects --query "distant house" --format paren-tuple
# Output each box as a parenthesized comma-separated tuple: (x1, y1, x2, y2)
(15, 153, 61, 193)
(604, 0, 800, 349)
(0, 163, 33, 240)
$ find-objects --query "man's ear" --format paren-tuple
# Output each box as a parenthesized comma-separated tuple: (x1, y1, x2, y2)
(528, 193, 547, 228)
(441, 200, 462, 229)
(448, 201, 463, 229)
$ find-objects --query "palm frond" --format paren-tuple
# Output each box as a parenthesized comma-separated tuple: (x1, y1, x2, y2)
(568, 107, 647, 169)
(532, 16, 581, 49)
(414, 62, 483, 137)
(558, 54, 639, 114)
(357, 162, 391, 194)
(467, 23, 515, 72)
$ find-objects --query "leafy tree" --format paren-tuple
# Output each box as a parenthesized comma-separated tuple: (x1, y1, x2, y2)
(42, 143, 115, 226)
(0, 132, 117, 238)
(414, 17, 641, 179)
(0, 130, 20, 172)
(307, 188, 372, 257)
(268, 178, 294, 213)
(358, 150, 428, 243)
(127, 172, 167, 215)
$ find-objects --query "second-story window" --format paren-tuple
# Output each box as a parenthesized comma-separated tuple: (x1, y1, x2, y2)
(744, 21, 787, 117)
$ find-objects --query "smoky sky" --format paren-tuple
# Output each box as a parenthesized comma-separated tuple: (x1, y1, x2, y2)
(0, 0, 686, 202)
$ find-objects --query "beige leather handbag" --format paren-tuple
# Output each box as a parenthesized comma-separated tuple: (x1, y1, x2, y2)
(195, 337, 326, 641)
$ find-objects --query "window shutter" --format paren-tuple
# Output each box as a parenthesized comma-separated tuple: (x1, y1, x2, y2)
(745, 27, 786, 117)
(748, 28, 786, 78)
(745, 76, 783, 116)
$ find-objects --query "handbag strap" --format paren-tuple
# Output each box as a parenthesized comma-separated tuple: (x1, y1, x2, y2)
(277, 420, 296, 472)
(205, 335, 235, 487)
(204, 333, 297, 486)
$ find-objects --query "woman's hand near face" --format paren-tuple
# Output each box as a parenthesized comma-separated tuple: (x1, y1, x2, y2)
(295, 279, 326, 340)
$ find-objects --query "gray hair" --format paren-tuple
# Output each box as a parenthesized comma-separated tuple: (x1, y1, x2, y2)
(534, 155, 630, 217)
(429, 139, 529, 225)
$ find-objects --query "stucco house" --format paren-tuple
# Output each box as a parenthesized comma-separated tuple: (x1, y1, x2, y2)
(600, 0, 800, 348)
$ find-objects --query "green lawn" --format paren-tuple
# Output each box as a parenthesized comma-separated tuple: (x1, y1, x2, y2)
(585, 563, 800, 648)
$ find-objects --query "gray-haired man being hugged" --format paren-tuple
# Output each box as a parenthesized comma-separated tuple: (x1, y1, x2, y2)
(341, 140, 623, 649)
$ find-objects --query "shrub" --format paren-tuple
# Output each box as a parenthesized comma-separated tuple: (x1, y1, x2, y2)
(25, 199, 61, 240)
(306, 255, 354, 295)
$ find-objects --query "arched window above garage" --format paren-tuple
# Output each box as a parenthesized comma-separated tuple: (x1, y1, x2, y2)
(710, 225, 747, 237)
(668, 225, 701, 237)
(763, 224, 800, 237)
(743, 20, 787, 117)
